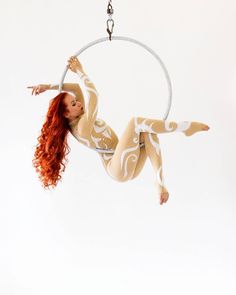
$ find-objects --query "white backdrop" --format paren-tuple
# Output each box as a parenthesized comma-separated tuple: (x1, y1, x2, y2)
(1, 0, 236, 294)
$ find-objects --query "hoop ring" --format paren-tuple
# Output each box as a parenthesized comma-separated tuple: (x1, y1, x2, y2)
(59, 35, 173, 153)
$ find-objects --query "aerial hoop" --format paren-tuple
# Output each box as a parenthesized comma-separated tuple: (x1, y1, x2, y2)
(59, 35, 173, 154)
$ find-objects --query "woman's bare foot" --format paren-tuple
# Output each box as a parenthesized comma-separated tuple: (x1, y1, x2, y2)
(183, 122, 210, 136)
(160, 190, 169, 205)
(155, 182, 169, 205)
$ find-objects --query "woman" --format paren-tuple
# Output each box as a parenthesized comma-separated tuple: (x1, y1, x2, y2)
(28, 56, 210, 205)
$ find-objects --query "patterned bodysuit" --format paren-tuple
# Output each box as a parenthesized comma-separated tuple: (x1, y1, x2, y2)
(68, 71, 206, 193)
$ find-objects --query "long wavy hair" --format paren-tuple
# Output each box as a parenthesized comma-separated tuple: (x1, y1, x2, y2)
(33, 92, 71, 189)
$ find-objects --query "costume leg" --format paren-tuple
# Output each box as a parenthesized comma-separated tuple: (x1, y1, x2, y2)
(134, 117, 209, 136)
(105, 118, 143, 182)
(100, 117, 209, 183)
(143, 133, 169, 204)
(130, 133, 148, 179)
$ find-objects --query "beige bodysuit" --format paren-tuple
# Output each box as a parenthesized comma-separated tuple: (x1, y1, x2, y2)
(63, 71, 208, 194)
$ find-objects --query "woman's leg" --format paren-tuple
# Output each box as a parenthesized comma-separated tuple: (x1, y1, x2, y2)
(134, 117, 209, 136)
(132, 118, 209, 203)
(102, 117, 209, 183)
(131, 132, 168, 204)
(105, 118, 143, 182)
(143, 133, 169, 205)
(129, 133, 148, 179)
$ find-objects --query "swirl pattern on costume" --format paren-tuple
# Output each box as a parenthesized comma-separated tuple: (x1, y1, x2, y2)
(124, 153, 138, 178)
(68, 69, 208, 191)
(120, 139, 139, 172)
(148, 133, 160, 155)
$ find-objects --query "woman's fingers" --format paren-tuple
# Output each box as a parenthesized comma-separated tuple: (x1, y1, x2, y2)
(28, 85, 35, 95)
(27, 86, 36, 95)
(68, 56, 75, 62)
(160, 192, 169, 205)
(28, 85, 46, 96)
(67, 56, 83, 73)
(33, 87, 37, 95)
(35, 86, 40, 95)
(29, 86, 40, 95)
(68, 56, 79, 64)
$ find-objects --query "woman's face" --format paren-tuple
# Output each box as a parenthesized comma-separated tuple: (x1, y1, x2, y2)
(64, 93, 84, 121)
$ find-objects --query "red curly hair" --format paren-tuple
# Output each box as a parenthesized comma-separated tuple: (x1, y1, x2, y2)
(33, 92, 71, 189)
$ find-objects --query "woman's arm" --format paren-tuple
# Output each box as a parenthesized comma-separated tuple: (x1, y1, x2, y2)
(28, 83, 84, 98)
(67, 56, 98, 136)
(76, 70, 98, 136)
(27, 82, 85, 109)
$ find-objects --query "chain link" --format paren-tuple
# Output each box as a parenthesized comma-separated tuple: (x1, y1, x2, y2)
(106, 0, 114, 41)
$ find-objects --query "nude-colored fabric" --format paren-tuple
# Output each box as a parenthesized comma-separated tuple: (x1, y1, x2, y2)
(68, 72, 207, 193)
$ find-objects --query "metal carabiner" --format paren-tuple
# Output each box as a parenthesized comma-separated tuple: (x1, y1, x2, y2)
(107, 2, 113, 15)
(106, 0, 114, 41)
(106, 19, 114, 41)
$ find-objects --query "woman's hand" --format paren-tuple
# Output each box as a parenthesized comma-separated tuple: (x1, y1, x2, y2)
(27, 84, 48, 95)
(67, 56, 83, 73)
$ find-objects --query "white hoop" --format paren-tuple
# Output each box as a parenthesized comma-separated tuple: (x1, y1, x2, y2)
(59, 35, 173, 153)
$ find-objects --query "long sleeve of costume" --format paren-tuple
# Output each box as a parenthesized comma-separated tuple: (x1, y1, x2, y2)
(47, 83, 85, 107)
(75, 70, 99, 136)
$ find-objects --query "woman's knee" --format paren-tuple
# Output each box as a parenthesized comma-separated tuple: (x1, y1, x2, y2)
(106, 162, 131, 182)
(128, 117, 143, 134)
(107, 172, 130, 183)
